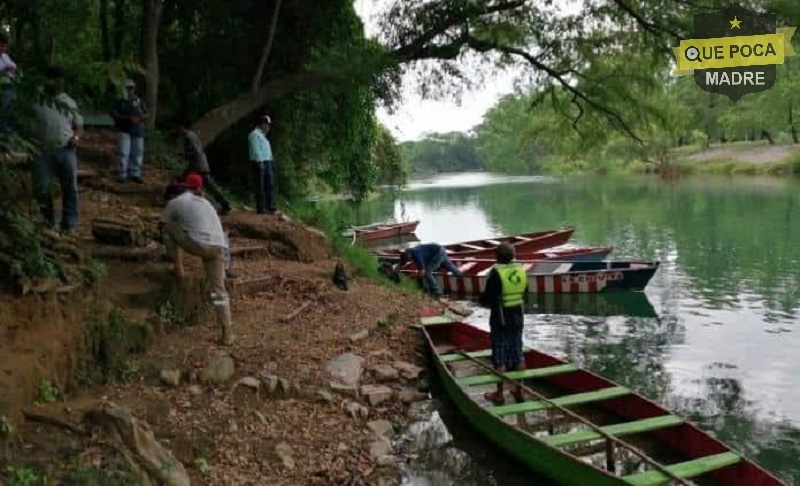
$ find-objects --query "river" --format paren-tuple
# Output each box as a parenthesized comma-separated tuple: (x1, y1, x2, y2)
(342, 172, 800, 485)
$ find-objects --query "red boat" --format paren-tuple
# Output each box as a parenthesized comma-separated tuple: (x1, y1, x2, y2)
(398, 246, 614, 273)
(374, 228, 575, 259)
(343, 220, 420, 242)
(399, 259, 659, 295)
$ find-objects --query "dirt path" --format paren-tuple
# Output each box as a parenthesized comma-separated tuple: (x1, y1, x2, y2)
(683, 143, 800, 164)
(0, 129, 439, 485)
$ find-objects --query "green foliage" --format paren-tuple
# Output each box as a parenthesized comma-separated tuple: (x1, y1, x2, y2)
(400, 132, 482, 175)
(5, 466, 41, 486)
(36, 380, 60, 403)
(76, 308, 149, 385)
(0, 415, 15, 438)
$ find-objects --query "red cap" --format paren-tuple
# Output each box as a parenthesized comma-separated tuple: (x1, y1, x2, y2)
(182, 173, 203, 190)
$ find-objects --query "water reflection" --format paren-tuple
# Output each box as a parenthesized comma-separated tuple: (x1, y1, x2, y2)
(344, 174, 800, 484)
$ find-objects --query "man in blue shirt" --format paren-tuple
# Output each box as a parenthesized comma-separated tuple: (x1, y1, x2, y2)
(399, 243, 462, 296)
(111, 79, 148, 183)
(247, 114, 276, 214)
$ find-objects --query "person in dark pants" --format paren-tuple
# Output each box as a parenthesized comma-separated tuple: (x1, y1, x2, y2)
(479, 243, 529, 405)
(30, 66, 84, 233)
(172, 114, 232, 215)
(247, 114, 276, 214)
(398, 243, 462, 297)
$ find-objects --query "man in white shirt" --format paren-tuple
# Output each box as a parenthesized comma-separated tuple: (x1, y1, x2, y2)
(160, 173, 233, 345)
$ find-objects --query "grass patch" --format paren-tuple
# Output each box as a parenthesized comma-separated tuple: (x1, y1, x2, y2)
(286, 200, 421, 293)
(672, 153, 800, 176)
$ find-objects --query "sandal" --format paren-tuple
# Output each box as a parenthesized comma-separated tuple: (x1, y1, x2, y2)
(484, 390, 505, 405)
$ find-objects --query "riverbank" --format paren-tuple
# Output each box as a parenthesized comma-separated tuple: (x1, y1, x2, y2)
(0, 129, 440, 485)
(534, 142, 800, 177)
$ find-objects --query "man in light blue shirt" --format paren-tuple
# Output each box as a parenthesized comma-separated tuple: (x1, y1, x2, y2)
(248, 114, 275, 214)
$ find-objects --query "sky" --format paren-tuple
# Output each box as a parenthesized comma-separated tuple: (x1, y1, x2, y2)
(355, 0, 517, 142)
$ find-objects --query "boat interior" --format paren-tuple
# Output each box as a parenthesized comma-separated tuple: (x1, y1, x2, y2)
(421, 318, 779, 485)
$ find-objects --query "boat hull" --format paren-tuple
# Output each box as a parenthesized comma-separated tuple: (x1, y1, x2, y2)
(404, 261, 659, 295)
(346, 220, 420, 242)
(420, 314, 785, 485)
(373, 228, 575, 259)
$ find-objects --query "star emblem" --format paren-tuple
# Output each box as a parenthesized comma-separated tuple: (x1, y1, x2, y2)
(730, 16, 742, 29)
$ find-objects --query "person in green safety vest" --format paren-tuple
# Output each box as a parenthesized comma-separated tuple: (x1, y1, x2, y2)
(479, 242, 529, 405)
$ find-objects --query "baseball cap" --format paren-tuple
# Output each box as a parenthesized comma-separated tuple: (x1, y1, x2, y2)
(182, 173, 203, 190)
(124, 79, 136, 88)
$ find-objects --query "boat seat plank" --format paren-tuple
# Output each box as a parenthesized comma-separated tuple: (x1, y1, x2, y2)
(553, 263, 572, 274)
(489, 386, 630, 417)
(486, 239, 502, 245)
(440, 347, 533, 363)
(456, 364, 579, 387)
(622, 452, 741, 486)
(478, 267, 494, 276)
(543, 415, 685, 448)
(459, 243, 485, 250)
(521, 263, 534, 271)
(457, 262, 478, 273)
(420, 315, 459, 326)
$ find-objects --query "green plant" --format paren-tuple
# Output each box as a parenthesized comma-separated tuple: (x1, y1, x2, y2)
(158, 300, 184, 326)
(6, 466, 41, 486)
(120, 359, 141, 383)
(195, 458, 210, 476)
(86, 259, 106, 284)
(37, 380, 59, 403)
(0, 415, 15, 438)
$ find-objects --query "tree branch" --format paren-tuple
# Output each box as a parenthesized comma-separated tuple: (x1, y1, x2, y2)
(463, 35, 642, 142)
(611, 0, 684, 41)
(251, 0, 284, 94)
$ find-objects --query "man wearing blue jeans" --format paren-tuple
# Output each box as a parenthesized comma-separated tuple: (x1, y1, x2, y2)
(111, 79, 147, 183)
(248, 114, 276, 214)
(31, 66, 84, 232)
(400, 243, 462, 296)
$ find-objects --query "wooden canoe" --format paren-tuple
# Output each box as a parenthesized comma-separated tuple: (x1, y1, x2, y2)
(395, 246, 614, 273)
(400, 260, 659, 295)
(419, 312, 785, 485)
(342, 220, 420, 242)
(373, 228, 576, 259)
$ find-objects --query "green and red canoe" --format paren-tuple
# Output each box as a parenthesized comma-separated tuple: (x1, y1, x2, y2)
(418, 310, 785, 485)
(373, 227, 576, 259)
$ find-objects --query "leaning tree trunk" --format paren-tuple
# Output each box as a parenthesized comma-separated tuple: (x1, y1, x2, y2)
(142, 0, 163, 129)
(193, 73, 331, 147)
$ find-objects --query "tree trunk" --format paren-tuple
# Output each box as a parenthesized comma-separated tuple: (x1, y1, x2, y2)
(790, 104, 799, 144)
(193, 72, 332, 147)
(99, 0, 111, 61)
(251, 0, 284, 94)
(142, 0, 163, 128)
(113, 0, 126, 59)
(761, 130, 774, 145)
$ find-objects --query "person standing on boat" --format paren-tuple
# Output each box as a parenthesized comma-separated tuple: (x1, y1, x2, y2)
(399, 243, 462, 297)
(479, 243, 528, 405)
(160, 173, 233, 345)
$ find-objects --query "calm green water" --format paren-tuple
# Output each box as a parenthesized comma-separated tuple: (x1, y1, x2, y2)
(347, 173, 800, 485)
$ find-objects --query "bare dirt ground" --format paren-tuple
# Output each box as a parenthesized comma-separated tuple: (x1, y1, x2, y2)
(0, 129, 439, 485)
(683, 143, 800, 164)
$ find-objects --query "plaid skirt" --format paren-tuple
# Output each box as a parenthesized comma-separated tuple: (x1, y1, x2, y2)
(490, 307, 525, 370)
